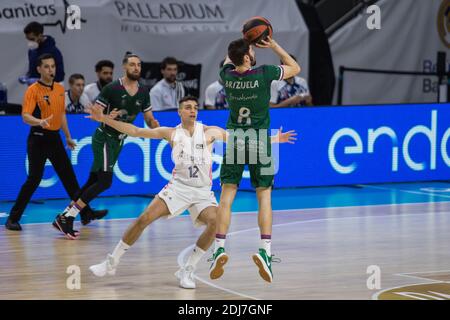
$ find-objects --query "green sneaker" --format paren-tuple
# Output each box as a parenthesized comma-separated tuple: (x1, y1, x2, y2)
(208, 247, 228, 280)
(252, 249, 273, 283)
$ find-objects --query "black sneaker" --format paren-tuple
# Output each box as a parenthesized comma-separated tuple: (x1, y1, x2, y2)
(52, 214, 79, 240)
(92, 209, 108, 221)
(5, 218, 22, 231)
(81, 209, 108, 226)
(80, 209, 92, 226)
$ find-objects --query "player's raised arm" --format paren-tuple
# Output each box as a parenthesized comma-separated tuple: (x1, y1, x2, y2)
(86, 104, 172, 140)
(256, 37, 300, 79)
(205, 125, 296, 144)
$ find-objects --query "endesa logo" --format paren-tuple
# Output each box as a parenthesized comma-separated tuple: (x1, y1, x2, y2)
(328, 110, 450, 174)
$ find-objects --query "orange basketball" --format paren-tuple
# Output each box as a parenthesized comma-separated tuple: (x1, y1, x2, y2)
(242, 16, 273, 44)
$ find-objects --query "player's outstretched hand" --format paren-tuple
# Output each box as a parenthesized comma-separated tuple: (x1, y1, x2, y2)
(85, 104, 105, 122)
(277, 126, 297, 144)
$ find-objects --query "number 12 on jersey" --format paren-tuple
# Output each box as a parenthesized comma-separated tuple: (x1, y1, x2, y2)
(189, 165, 199, 178)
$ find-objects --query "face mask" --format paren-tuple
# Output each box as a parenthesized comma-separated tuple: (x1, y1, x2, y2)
(27, 41, 39, 50)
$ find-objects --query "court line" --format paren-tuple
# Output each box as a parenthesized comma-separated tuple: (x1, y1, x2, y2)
(178, 210, 450, 300)
(360, 184, 450, 199)
(7, 200, 450, 227)
(392, 273, 445, 283)
(396, 269, 450, 276)
(371, 281, 450, 300)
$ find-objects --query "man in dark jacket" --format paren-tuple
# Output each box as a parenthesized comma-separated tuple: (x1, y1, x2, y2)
(22, 22, 65, 84)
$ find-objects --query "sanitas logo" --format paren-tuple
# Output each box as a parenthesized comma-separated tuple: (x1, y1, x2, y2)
(0, 2, 56, 19)
(437, 0, 450, 48)
(0, 0, 86, 33)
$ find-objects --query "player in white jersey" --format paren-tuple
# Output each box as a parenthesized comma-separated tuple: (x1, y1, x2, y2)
(86, 96, 296, 289)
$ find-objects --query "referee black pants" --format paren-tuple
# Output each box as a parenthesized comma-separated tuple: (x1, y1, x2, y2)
(9, 129, 95, 222)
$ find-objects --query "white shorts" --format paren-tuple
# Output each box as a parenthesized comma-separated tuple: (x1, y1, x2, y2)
(158, 181, 218, 228)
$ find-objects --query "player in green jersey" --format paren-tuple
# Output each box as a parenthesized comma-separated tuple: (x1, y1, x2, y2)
(209, 37, 300, 282)
(53, 52, 160, 239)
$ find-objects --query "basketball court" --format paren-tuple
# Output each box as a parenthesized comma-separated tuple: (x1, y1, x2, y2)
(1, 181, 449, 300)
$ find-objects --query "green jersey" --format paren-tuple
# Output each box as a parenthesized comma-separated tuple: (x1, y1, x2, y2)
(220, 63, 283, 129)
(96, 78, 152, 138)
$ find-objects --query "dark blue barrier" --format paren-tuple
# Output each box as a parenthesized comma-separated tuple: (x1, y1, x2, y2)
(1, 103, 449, 201)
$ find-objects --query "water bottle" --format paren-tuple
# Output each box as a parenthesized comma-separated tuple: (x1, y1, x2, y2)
(0, 82, 7, 106)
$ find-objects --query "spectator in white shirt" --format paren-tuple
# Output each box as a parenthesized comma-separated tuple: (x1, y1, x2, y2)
(204, 59, 228, 110)
(150, 57, 185, 111)
(84, 60, 114, 103)
(65, 73, 91, 114)
(270, 54, 313, 108)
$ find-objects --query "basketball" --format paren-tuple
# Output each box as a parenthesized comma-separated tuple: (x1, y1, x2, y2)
(242, 16, 273, 44)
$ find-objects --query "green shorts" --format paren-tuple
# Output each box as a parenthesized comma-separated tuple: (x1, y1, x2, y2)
(220, 131, 274, 188)
(90, 128, 124, 173)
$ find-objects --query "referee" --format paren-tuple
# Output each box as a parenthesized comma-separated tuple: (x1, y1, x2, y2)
(5, 53, 106, 231)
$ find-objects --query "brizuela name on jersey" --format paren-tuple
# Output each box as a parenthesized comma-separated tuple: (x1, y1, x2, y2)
(225, 80, 260, 89)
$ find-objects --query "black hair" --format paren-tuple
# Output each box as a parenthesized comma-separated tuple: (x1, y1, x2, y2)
(161, 57, 178, 70)
(122, 51, 140, 64)
(24, 21, 43, 35)
(179, 95, 198, 106)
(69, 73, 85, 85)
(37, 53, 54, 66)
(95, 60, 114, 72)
(227, 38, 251, 66)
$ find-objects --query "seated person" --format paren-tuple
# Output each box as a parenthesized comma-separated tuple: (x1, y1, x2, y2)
(270, 54, 313, 108)
(65, 73, 90, 114)
(204, 60, 228, 110)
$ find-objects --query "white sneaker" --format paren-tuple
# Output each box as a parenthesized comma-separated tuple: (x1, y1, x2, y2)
(175, 265, 196, 289)
(89, 254, 117, 277)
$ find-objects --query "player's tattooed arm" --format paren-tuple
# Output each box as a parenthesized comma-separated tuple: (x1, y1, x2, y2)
(143, 110, 160, 128)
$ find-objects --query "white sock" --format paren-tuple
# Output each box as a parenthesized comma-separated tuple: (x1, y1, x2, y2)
(260, 238, 272, 257)
(214, 236, 226, 252)
(185, 246, 206, 269)
(111, 240, 130, 263)
(65, 203, 81, 218)
(62, 205, 71, 214)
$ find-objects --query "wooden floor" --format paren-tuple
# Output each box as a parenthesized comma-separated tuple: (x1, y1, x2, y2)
(1, 201, 450, 300)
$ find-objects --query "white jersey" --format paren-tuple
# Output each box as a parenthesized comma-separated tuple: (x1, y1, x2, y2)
(170, 122, 212, 188)
(84, 82, 102, 103)
(65, 90, 90, 113)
